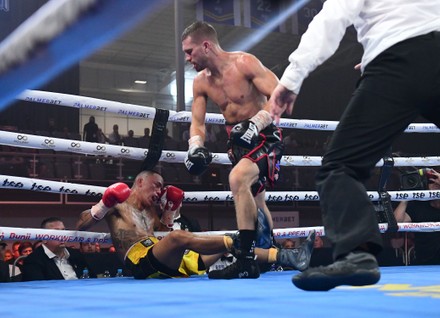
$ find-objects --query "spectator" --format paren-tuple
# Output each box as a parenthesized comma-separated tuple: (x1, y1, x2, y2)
(47, 118, 57, 137)
(0, 241, 7, 256)
(97, 128, 109, 144)
(18, 242, 33, 257)
(123, 130, 139, 147)
(11, 241, 33, 278)
(83, 116, 99, 142)
(389, 232, 415, 264)
(5, 247, 22, 280)
(11, 241, 21, 260)
(0, 241, 10, 282)
(22, 217, 94, 281)
(283, 132, 299, 153)
(108, 124, 122, 145)
(138, 127, 151, 148)
(394, 168, 440, 264)
(80, 242, 96, 254)
(164, 128, 178, 150)
(314, 236, 324, 249)
(33, 241, 43, 250)
(0, 147, 26, 177)
(205, 124, 218, 143)
(3, 249, 13, 264)
(181, 123, 190, 143)
(59, 126, 72, 140)
(282, 239, 296, 249)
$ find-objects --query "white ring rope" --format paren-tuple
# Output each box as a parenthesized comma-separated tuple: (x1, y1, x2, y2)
(2, 130, 440, 168)
(17, 90, 440, 133)
(0, 227, 111, 243)
(1, 222, 440, 244)
(1, 175, 440, 203)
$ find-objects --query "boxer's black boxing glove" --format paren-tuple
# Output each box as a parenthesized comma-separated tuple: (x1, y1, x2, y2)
(185, 135, 212, 175)
(185, 146, 212, 175)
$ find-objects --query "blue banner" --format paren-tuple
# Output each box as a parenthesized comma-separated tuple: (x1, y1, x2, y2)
(196, 0, 240, 26)
(244, 0, 282, 30)
(297, 0, 324, 34)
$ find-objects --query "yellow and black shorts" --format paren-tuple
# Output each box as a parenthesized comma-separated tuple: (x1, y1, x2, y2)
(124, 237, 206, 279)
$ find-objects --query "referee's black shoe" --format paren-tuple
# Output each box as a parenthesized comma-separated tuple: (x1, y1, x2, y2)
(292, 251, 380, 291)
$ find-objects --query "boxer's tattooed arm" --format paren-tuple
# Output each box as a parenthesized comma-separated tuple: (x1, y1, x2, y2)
(76, 209, 98, 230)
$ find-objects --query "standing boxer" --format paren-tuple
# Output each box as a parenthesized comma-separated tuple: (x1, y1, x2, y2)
(182, 21, 284, 279)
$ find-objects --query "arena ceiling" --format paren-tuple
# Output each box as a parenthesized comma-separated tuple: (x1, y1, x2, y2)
(79, 1, 361, 112)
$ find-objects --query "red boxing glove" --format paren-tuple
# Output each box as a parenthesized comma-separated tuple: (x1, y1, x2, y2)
(102, 182, 131, 207)
(160, 185, 184, 211)
(91, 183, 131, 220)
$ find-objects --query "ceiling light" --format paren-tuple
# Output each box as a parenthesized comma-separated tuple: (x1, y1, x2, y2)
(134, 80, 147, 84)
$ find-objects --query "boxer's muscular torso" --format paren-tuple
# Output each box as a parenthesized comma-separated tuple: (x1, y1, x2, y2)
(192, 52, 276, 129)
(105, 203, 158, 260)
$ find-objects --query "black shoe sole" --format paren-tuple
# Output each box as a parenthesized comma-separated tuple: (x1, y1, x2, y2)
(292, 269, 380, 291)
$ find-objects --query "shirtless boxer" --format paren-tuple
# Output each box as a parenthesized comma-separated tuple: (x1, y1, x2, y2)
(182, 21, 284, 279)
(77, 170, 315, 279)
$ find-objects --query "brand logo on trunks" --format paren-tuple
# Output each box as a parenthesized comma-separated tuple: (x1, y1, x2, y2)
(238, 271, 249, 278)
(141, 238, 154, 247)
(240, 122, 257, 145)
(272, 130, 281, 141)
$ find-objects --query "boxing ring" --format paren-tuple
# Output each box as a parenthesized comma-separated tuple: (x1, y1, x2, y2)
(1, 2, 440, 317)
(0, 266, 439, 317)
(1, 91, 440, 317)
